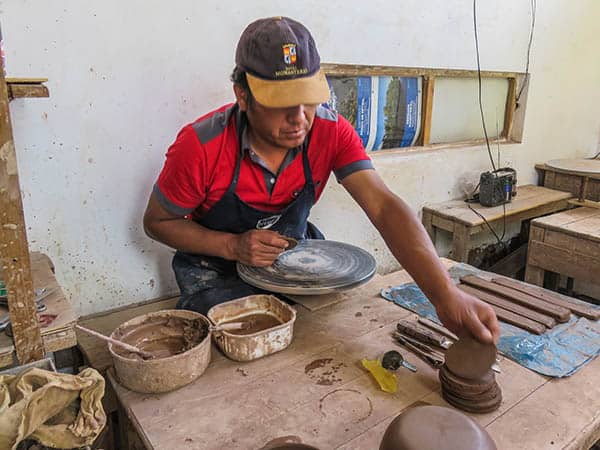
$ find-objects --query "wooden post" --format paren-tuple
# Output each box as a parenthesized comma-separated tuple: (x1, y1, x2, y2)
(524, 225, 546, 287)
(451, 224, 471, 263)
(0, 65, 44, 363)
(421, 210, 437, 244)
(419, 76, 435, 146)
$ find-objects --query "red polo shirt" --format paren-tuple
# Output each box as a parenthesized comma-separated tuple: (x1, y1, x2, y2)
(154, 103, 373, 218)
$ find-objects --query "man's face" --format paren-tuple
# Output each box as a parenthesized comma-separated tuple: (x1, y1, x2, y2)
(235, 85, 317, 151)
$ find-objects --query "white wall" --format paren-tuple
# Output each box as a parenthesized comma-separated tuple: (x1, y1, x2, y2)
(4, 0, 600, 315)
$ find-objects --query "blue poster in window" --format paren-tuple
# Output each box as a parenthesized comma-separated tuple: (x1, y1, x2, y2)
(355, 77, 373, 148)
(325, 75, 421, 151)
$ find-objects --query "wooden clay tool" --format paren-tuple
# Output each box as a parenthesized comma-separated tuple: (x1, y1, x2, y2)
(210, 321, 248, 332)
(459, 284, 557, 328)
(492, 276, 600, 320)
(461, 275, 571, 322)
(417, 317, 459, 341)
(396, 320, 452, 349)
(393, 333, 444, 368)
(76, 324, 154, 359)
(457, 285, 547, 335)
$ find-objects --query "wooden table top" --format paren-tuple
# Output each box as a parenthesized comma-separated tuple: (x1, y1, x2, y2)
(422, 185, 572, 227)
(108, 260, 600, 450)
(545, 159, 600, 176)
(533, 207, 600, 243)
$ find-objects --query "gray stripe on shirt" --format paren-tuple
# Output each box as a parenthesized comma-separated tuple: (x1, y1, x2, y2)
(153, 183, 195, 216)
(334, 159, 375, 182)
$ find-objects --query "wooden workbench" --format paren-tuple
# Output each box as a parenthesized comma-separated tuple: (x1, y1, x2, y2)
(103, 261, 600, 450)
(536, 162, 600, 203)
(526, 207, 600, 295)
(422, 185, 573, 262)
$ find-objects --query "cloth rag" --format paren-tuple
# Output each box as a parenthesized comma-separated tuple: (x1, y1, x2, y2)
(0, 367, 106, 450)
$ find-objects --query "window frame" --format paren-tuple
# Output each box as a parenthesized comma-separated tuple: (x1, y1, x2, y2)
(321, 63, 528, 154)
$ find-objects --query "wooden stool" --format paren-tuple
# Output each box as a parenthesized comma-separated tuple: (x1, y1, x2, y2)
(525, 207, 600, 298)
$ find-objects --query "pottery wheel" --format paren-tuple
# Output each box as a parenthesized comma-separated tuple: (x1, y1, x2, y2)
(237, 239, 376, 295)
(546, 158, 600, 176)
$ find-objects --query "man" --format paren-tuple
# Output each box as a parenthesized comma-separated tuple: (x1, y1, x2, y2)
(143, 16, 500, 344)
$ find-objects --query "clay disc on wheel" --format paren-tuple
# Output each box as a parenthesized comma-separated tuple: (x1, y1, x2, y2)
(444, 334, 497, 380)
(237, 239, 376, 295)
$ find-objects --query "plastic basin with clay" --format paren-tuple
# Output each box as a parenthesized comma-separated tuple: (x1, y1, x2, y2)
(109, 309, 211, 393)
(208, 295, 296, 362)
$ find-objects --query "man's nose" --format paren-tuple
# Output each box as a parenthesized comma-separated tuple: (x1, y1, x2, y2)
(286, 105, 305, 123)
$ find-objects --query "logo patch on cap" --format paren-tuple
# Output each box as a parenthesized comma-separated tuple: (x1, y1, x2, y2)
(283, 44, 297, 65)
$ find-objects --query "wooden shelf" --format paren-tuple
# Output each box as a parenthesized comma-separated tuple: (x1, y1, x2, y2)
(6, 77, 49, 100)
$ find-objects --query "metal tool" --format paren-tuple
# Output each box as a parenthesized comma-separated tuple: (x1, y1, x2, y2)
(417, 317, 458, 341)
(0, 287, 54, 307)
(393, 334, 444, 369)
(396, 320, 452, 349)
(382, 350, 417, 372)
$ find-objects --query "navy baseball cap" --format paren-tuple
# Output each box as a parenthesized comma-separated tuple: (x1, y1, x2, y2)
(235, 16, 330, 108)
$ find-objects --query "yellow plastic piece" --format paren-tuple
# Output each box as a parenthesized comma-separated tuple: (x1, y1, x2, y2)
(361, 358, 397, 393)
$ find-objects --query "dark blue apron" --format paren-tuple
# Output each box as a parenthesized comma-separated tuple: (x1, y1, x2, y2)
(173, 110, 323, 314)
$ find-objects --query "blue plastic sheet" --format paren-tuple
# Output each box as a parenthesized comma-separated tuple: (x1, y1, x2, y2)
(381, 282, 600, 378)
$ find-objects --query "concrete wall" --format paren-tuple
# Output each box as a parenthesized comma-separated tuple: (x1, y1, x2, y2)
(4, 0, 600, 315)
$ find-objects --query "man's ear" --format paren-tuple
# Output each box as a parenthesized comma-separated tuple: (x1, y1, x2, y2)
(233, 84, 249, 111)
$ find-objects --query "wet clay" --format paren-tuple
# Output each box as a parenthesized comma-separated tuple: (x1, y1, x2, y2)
(221, 313, 282, 335)
(379, 405, 497, 450)
(305, 358, 345, 385)
(114, 317, 208, 360)
(438, 363, 502, 414)
(445, 333, 497, 380)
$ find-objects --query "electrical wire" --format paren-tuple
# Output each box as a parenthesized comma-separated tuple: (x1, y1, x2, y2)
(467, 204, 507, 249)
(516, 0, 537, 103)
(472, 0, 497, 172)
(469, 0, 511, 250)
(466, 1, 537, 253)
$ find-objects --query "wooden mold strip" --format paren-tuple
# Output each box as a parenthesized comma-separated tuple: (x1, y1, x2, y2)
(460, 275, 571, 323)
(459, 284, 556, 328)
(458, 285, 546, 335)
(491, 277, 600, 321)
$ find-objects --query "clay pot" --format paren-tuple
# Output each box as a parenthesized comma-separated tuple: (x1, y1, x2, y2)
(379, 405, 497, 450)
(109, 310, 211, 393)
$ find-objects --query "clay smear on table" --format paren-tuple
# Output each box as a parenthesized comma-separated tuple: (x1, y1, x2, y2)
(221, 313, 282, 335)
(114, 317, 208, 360)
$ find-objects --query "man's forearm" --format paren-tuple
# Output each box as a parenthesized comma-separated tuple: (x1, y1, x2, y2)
(145, 218, 237, 259)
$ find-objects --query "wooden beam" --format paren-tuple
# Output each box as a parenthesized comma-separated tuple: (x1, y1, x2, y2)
(321, 63, 520, 79)
(420, 76, 434, 145)
(5, 77, 48, 84)
(502, 78, 517, 139)
(0, 69, 45, 363)
(7, 83, 49, 100)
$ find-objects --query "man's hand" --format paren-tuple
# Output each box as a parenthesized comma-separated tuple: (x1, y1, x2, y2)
(229, 230, 289, 266)
(434, 287, 500, 345)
